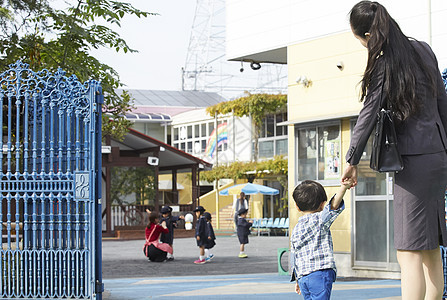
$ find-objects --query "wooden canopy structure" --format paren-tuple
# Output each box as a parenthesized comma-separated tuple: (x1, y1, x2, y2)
(102, 128, 212, 235)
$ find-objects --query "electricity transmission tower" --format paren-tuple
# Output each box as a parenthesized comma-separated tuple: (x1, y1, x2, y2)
(182, 0, 287, 99)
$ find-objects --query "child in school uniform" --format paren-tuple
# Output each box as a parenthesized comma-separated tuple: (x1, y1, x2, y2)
(202, 212, 216, 262)
(193, 206, 207, 264)
(236, 208, 252, 258)
(159, 206, 184, 261)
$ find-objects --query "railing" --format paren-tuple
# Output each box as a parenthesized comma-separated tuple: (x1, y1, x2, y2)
(102, 204, 195, 232)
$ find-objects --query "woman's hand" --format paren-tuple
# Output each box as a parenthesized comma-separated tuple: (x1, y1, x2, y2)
(341, 164, 358, 187)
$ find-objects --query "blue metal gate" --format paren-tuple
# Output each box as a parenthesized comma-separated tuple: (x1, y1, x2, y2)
(0, 61, 103, 299)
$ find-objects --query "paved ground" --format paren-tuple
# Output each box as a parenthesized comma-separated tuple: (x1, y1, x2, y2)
(102, 235, 289, 278)
(101, 235, 403, 299)
(102, 274, 402, 300)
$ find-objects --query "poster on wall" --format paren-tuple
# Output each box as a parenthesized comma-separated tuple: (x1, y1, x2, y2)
(324, 140, 340, 180)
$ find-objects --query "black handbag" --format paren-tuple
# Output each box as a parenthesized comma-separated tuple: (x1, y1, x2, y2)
(370, 104, 404, 173)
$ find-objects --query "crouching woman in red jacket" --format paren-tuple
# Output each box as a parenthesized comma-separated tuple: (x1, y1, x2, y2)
(144, 212, 173, 262)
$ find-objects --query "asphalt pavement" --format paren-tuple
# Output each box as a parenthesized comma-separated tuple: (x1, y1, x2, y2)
(101, 235, 402, 299)
(102, 235, 289, 278)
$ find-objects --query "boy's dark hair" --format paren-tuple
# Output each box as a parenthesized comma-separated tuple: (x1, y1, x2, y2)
(293, 180, 327, 212)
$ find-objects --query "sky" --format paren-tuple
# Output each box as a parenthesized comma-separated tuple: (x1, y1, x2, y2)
(92, 0, 197, 91)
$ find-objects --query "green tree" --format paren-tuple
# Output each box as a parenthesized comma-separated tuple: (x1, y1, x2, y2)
(0, 0, 156, 140)
(110, 166, 155, 206)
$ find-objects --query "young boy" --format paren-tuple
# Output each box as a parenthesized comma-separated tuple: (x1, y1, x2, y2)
(193, 206, 207, 264)
(159, 206, 184, 261)
(290, 179, 352, 299)
(236, 208, 252, 258)
(202, 212, 216, 262)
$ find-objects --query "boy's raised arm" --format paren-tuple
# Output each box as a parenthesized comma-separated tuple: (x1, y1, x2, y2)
(330, 179, 353, 210)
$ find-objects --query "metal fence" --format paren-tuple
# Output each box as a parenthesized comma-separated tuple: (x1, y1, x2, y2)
(0, 61, 103, 299)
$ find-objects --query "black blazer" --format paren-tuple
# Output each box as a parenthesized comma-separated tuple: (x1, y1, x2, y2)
(346, 41, 447, 165)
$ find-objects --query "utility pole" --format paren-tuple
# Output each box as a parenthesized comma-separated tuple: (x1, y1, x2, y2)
(214, 113, 220, 229)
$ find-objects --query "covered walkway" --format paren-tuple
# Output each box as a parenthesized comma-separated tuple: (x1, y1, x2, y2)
(102, 128, 212, 236)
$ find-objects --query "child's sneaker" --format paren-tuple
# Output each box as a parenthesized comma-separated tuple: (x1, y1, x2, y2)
(238, 253, 248, 258)
(194, 258, 206, 264)
(205, 254, 214, 262)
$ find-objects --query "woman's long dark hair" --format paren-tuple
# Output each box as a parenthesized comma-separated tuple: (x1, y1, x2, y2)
(147, 212, 158, 229)
(350, 1, 436, 120)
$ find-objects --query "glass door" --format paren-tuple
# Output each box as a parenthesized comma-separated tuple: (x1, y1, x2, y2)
(352, 124, 399, 270)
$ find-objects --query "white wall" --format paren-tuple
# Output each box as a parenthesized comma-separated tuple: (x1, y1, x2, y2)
(226, 0, 447, 69)
(131, 123, 166, 142)
(171, 109, 253, 164)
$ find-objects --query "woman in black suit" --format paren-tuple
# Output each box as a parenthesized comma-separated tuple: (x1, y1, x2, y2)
(342, 2, 447, 299)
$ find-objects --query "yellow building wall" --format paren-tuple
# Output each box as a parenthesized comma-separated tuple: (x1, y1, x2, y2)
(159, 173, 194, 205)
(198, 179, 263, 218)
(288, 32, 366, 121)
(199, 181, 234, 214)
(158, 173, 264, 229)
(287, 31, 367, 253)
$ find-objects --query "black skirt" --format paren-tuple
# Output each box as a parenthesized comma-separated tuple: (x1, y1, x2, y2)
(144, 244, 167, 262)
(394, 151, 447, 250)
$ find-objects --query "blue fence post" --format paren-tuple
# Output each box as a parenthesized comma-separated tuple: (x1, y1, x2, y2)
(94, 85, 104, 299)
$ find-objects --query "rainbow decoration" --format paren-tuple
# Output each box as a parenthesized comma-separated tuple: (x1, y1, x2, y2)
(205, 122, 228, 157)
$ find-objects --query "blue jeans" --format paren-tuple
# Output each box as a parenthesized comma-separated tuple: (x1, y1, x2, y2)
(297, 269, 336, 300)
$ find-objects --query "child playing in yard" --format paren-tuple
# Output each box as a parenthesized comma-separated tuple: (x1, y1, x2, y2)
(159, 206, 184, 261)
(290, 179, 352, 299)
(193, 206, 207, 264)
(236, 208, 252, 258)
(202, 212, 216, 262)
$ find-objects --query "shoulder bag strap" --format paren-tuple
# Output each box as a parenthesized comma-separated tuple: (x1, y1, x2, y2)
(146, 224, 157, 243)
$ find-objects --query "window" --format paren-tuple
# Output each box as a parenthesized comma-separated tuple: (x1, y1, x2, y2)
(187, 126, 192, 139)
(259, 141, 274, 158)
(171, 119, 229, 157)
(257, 112, 288, 159)
(275, 139, 287, 156)
(351, 119, 397, 268)
(297, 123, 340, 181)
(194, 125, 199, 138)
(201, 124, 206, 137)
(266, 115, 275, 137)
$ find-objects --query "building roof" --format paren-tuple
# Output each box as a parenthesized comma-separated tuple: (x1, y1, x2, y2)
(121, 89, 226, 108)
(109, 128, 213, 173)
(124, 112, 171, 122)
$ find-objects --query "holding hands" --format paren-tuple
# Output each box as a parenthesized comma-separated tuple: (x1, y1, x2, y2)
(341, 164, 358, 187)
